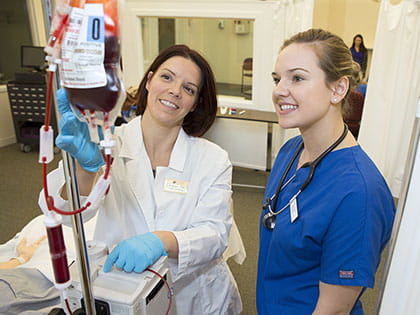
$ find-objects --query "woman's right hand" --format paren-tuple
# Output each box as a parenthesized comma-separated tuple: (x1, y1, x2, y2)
(55, 89, 104, 173)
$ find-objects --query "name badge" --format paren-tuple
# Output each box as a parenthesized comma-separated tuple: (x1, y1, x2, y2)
(164, 179, 189, 194)
(290, 197, 299, 223)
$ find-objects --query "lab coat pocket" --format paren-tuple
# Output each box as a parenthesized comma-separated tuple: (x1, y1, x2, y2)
(156, 190, 194, 229)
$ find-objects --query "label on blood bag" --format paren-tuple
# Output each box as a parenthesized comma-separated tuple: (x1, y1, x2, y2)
(61, 4, 106, 88)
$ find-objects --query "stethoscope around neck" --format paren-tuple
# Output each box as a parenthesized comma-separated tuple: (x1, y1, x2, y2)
(262, 124, 349, 230)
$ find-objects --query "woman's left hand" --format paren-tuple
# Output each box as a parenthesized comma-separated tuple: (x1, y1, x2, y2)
(16, 235, 47, 263)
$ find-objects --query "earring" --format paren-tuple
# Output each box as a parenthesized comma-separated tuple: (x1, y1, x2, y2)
(333, 98, 337, 103)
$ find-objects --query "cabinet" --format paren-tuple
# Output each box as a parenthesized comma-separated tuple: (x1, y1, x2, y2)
(7, 81, 57, 152)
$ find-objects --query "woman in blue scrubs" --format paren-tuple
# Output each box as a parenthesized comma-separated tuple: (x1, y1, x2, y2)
(350, 34, 368, 78)
(257, 29, 395, 314)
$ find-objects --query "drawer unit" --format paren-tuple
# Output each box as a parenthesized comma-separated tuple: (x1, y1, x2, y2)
(7, 81, 57, 152)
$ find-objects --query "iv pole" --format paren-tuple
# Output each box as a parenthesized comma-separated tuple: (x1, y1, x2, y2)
(42, 1, 96, 314)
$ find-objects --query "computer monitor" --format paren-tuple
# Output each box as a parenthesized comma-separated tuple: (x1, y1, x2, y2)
(21, 45, 46, 71)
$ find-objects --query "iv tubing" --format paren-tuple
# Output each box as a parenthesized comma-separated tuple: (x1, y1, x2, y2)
(146, 268, 173, 315)
(60, 284, 73, 315)
(44, 70, 54, 130)
(42, 68, 112, 215)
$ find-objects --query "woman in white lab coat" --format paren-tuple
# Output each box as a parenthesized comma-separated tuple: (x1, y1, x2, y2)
(40, 45, 242, 314)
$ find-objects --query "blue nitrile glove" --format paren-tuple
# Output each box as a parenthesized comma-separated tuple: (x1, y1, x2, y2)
(55, 89, 104, 172)
(103, 232, 167, 273)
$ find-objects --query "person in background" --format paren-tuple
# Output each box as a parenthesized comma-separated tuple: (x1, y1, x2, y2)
(257, 28, 395, 314)
(357, 78, 368, 98)
(39, 44, 242, 314)
(344, 61, 365, 139)
(350, 34, 368, 78)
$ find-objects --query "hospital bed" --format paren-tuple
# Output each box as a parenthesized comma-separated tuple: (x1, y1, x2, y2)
(0, 209, 245, 314)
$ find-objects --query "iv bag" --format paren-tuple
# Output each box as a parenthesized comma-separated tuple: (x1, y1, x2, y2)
(55, 0, 125, 126)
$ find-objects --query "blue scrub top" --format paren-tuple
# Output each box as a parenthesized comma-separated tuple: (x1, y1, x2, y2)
(357, 84, 367, 97)
(257, 136, 395, 315)
(351, 47, 364, 68)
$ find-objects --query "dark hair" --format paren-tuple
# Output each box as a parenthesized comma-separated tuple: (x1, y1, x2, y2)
(351, 34, 367, 54)
(281, 28, 353, 114)
(135, 44, 217, 137)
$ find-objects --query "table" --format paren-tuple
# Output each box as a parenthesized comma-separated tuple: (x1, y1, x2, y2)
(216, 107, 278, 189)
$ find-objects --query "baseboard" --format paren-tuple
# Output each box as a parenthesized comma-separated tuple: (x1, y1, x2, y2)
(0, 136, 16, 148)
(232, 161, 266, 171)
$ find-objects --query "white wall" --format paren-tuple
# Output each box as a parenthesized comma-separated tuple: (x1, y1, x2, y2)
(26, 0, 47, 47)
(313, 0, 380, 48)
(313, 0, 380, 78)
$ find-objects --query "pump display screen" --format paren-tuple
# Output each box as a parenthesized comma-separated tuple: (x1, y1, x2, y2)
(21, 45, 46, 70)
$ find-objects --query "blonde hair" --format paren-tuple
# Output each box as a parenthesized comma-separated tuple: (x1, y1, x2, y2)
(281, 28, 353, 113)
(350, 61, 362, 89)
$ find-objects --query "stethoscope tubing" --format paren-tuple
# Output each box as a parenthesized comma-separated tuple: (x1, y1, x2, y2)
(263, 124, 349, 228)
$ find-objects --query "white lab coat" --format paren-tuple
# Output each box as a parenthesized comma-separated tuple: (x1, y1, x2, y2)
(39, 116, 242, 314)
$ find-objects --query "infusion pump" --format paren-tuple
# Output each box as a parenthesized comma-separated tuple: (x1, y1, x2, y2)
(67, 241, 174, 314)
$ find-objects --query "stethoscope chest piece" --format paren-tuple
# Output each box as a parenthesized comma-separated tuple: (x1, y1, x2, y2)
(261, 124, 349, 231)
(262, 211, 276, 230)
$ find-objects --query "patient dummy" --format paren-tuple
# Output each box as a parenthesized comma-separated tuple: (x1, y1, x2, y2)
(0, 214, 97, 279)
(0, 214, 97, 315)
(0, 236, 46, 269)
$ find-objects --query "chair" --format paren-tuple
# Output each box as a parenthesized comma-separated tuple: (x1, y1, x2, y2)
(240, 58, 253, 96)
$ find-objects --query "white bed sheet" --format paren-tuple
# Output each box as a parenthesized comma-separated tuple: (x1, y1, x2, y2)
(0, 213, 97, 282)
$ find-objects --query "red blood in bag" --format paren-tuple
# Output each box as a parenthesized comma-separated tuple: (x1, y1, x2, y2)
(65, 0, 121, 113)
(66, 35, 122, 113)
(46, 225, 70, 284)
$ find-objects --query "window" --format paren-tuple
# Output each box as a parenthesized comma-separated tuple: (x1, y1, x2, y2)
(121, 0, 313, 111)
(140, 17, 254, 101)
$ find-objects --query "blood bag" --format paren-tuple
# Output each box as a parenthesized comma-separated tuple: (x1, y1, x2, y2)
(50, 0, 125, 132)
